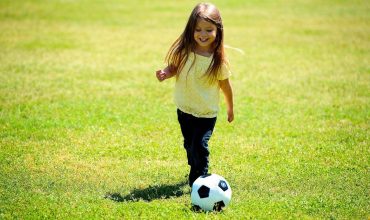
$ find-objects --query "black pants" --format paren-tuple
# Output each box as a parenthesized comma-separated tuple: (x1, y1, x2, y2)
(177, 109, 217, 186)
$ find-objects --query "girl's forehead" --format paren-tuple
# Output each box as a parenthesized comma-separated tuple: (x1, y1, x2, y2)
(195, 18, 216, 28)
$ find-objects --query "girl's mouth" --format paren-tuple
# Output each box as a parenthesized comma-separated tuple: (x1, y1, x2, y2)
(199, 38, 208, 42)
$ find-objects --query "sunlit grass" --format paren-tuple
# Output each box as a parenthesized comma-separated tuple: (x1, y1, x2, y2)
(0, 0, 369, 219)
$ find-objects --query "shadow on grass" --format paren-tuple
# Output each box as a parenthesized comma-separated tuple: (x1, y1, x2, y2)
(105, 181, 188, 202)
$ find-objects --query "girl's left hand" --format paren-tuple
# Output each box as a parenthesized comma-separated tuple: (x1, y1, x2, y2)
(227, 110, 234, 123)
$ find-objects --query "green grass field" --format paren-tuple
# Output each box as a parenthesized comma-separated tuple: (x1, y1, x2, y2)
(0, 0, 369, 219)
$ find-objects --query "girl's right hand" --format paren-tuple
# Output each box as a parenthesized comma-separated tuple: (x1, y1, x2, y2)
(156, 69, 167, 82)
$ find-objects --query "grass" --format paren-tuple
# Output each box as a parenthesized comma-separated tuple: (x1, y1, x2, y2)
(0, 0, 369, 219)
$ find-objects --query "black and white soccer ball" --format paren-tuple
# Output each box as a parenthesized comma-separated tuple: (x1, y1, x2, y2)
(191, 174, 232, 212)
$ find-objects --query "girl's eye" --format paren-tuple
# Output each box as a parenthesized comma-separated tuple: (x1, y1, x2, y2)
(195, 29, 201, 32)
(207, 30, 213, 32)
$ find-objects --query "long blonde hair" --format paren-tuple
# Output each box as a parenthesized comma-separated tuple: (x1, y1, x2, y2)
(165, 3, 226, 83)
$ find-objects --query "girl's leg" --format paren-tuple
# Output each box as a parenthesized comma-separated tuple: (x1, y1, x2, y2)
(177, 109, 217, 187)
(177, 109, 197, 186)
(190, 117, 217, 186)
(177, 109, 194, 166)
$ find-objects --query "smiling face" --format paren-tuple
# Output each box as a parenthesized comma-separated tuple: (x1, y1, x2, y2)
(193, 18, 217, 54)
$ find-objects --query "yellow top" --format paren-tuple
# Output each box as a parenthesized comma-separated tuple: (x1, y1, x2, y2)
(174, 53, 231, 118)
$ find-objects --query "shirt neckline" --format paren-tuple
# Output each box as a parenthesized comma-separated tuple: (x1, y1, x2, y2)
(193, 52, 213, 59)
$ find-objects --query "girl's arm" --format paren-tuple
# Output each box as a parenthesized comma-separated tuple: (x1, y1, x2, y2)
(156, 66, 176, 82)
(219, 78, 234, 123)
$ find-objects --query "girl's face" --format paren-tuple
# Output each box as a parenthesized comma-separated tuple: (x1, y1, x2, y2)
(193, 18, 217, 52)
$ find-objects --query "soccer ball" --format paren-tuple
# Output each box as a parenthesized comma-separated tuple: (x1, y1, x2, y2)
(191, 174, 232, 212)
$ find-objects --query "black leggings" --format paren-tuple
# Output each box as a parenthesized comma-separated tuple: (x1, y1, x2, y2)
(177, 109, 217, 186)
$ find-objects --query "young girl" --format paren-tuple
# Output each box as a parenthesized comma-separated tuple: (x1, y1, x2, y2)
(155, 3, 234, 187)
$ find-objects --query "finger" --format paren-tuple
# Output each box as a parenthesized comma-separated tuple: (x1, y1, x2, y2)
(228, 115, 234, 123)
(156, 70, 161, 77)
(156, 70, 164, 76)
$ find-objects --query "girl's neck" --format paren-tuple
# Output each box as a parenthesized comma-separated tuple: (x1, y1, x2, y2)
(193, 47, 213, 57)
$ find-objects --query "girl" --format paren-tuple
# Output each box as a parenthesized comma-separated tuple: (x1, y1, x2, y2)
(155, 3, 233, 187)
